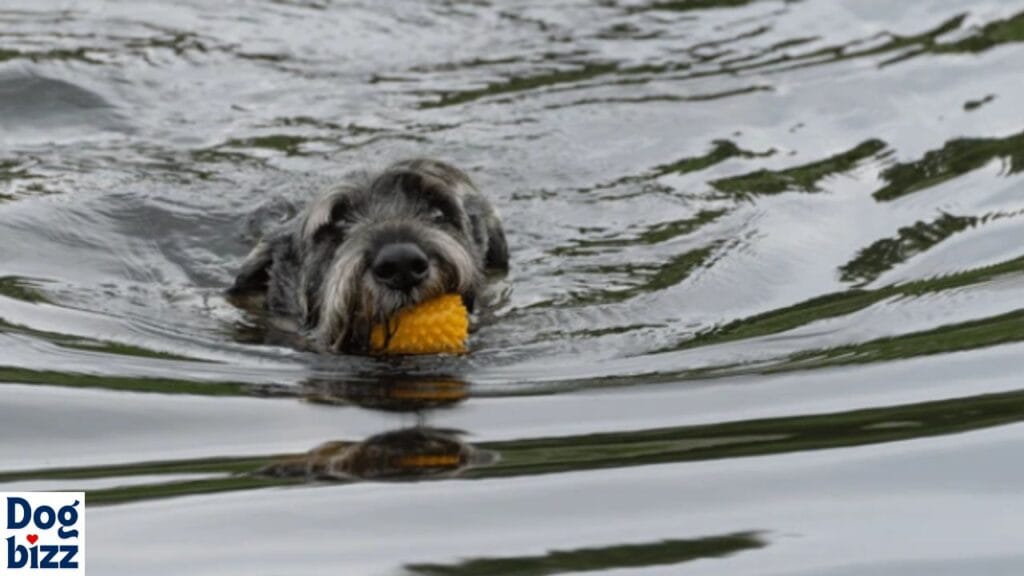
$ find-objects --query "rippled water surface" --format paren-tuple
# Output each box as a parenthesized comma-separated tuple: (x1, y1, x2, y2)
(2, 0, 1024, 574)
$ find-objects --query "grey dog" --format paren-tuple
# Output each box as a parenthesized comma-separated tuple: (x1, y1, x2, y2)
(228, 158, 508, 353)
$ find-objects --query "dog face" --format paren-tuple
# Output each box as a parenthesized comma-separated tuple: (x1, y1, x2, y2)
(229, 159, 508, 353)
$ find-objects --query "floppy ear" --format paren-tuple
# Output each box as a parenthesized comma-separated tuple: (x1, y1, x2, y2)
(227, 239, 274, 297)
(483, 212, 509, 272)
(300, 185, 355, 248)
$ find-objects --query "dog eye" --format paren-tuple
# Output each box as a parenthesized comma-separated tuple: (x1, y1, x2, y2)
(429, 207, 449, 224)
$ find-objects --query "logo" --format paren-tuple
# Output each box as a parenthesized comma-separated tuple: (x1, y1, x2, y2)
(1, 492, 85, 575)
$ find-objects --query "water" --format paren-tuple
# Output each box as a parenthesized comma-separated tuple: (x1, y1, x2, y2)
(1, 0, 1023, 573)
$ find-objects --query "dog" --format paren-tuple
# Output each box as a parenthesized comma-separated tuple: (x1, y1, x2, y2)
(228, 158, 508, 354)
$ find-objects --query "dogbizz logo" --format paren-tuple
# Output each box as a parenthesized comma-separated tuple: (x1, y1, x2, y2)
(1, 492, 85, 575)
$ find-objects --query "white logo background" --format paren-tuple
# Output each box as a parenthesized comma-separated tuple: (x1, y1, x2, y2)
(1, 492, 85, 575)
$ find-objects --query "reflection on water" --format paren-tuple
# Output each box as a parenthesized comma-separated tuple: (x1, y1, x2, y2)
(6, 382, 1022, 507)
(266, 377, 487, 481)
(874, 129, 1024, 201)
(260, 427, 492, 482)
(300, 376, 468, 411)
(406, 532, 767, 576)
(1, 0, 1024, 574)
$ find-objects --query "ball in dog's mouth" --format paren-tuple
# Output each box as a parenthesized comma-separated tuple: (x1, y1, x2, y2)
(369, 294, 469, 355)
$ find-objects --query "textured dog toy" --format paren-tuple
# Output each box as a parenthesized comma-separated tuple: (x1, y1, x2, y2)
(370, 294, 468, 355)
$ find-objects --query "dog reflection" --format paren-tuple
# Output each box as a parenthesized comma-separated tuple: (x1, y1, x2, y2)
(259, 427, 494, 481)
(300, 377, 468, 412)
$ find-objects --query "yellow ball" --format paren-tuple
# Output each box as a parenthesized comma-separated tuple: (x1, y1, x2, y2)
(370, 294, 469, 355)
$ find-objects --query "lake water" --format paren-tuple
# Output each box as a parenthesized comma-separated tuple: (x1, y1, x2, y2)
(2, 0, 1024, 574)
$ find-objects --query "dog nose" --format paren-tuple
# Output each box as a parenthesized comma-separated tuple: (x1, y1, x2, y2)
(372, 243, 430, 291)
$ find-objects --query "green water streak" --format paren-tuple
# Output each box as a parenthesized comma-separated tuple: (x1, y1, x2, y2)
(406, 532, 766, 576)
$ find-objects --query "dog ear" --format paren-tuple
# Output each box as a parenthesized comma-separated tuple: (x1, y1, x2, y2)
(462, 192, 509, 273)
(483, 213, 509, 272)
(302, 186, 353, 247)
(227, 239, 274, 297)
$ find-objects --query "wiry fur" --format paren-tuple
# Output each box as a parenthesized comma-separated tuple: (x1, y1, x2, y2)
(228, 159, 508, 353)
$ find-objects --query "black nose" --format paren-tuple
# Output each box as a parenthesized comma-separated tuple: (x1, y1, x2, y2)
(372, 242, 430, 291)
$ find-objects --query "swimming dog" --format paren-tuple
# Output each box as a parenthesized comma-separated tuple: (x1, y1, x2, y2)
(228, 158, 508, 353)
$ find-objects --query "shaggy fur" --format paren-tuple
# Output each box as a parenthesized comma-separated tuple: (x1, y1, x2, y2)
(228, 159, 508, 353)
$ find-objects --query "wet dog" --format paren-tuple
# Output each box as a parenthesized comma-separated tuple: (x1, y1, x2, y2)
(228, 159, 508, 353)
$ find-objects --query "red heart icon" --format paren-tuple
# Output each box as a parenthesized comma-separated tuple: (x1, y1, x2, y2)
(26, 534, 38, 545)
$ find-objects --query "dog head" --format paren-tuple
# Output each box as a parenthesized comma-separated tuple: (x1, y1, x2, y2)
(230, 159, 508, 353)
